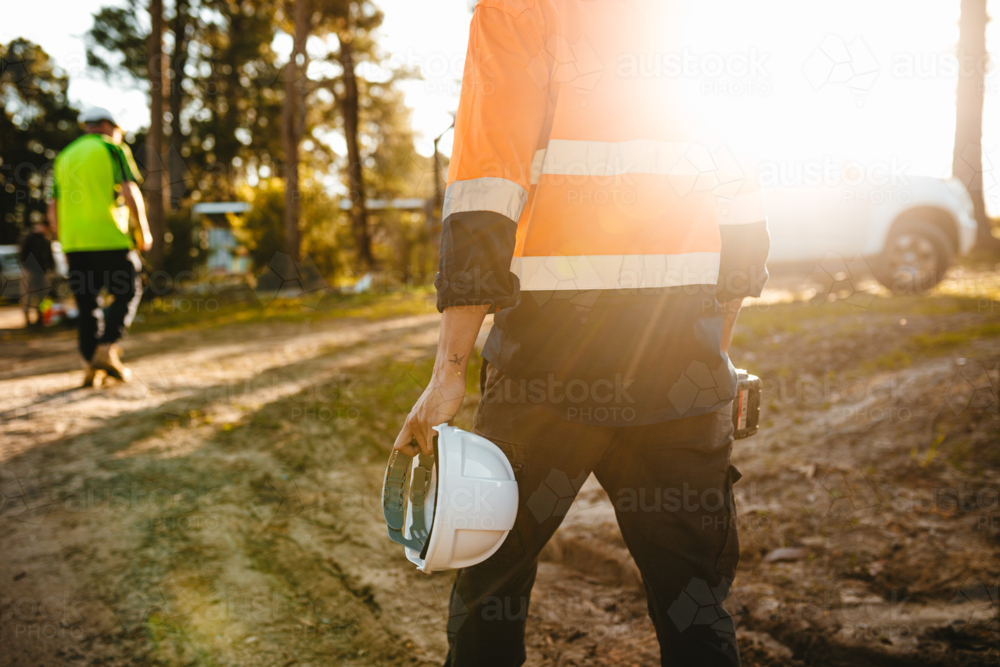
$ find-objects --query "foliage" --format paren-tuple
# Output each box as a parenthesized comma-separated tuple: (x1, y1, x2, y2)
(74, 0, 445, 281)
(0, 39, 80, 244)
(86, 0, 149, 82)
(235, 175, 347, 279)
(162, 208, 206, 277)
(85, 0, 292, 199)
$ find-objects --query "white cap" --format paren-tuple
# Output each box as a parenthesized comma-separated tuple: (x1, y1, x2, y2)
(77, 107, 118, 127)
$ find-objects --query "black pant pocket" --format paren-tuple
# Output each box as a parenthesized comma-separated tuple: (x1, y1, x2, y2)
(715, 464, 742, 580)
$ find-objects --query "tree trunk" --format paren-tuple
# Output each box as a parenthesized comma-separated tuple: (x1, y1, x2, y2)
(339, 33, 374, 270)
(282, 0, 309, 263)
(953, 0, 995, 248)
(145, 0, 167, 269)
(168, 0, 190, 211)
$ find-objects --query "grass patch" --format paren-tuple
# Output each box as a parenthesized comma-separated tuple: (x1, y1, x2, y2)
(132, 287, 436, 334)
(217, 343, 484, 474)
(862, 349, 913, 373)
(910, 322, 1000, 351)
(863, 321, 1000, 372)
(146, 615, 222, 667)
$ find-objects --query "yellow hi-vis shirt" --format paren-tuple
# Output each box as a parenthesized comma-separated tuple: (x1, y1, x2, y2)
(52, 133, 142, 252)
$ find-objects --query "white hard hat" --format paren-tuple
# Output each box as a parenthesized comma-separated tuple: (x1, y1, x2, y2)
(78, 107, 119, 127)
(382, 424, 519, 573)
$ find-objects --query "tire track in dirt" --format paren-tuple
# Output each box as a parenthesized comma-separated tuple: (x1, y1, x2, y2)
(0, 315, 442, 461)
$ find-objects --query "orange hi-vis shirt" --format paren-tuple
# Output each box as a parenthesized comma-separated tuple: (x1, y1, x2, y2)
(437, 0, 771, 425)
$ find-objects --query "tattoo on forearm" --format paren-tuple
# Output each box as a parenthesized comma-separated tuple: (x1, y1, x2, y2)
(449, 353, 466, 366)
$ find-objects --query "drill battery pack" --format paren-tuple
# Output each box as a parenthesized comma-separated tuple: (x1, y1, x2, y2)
(732, 370, 762, 440)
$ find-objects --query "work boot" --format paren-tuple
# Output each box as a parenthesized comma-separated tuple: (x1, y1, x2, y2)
(81, 359, 103, 388)
(92, 343, 131, 382)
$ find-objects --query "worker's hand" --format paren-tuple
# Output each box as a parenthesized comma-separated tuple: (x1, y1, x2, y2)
(138, 234, 153, 253)
(393, 372, 467, 457)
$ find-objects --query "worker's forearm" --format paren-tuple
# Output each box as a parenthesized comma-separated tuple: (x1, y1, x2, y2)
(124, 182, 150, 237)
(433, 304, 491, 383)
(720, 298, 743, 354)
(47, 200, 58, 236)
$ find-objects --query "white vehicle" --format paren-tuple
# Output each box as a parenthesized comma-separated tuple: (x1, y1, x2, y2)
(762, 175, 977, 292)
(0, 245, 23, 300)
(0, 241, 68, 301)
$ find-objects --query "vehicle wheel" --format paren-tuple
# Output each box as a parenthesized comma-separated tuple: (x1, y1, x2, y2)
(875, 220, 954, 294)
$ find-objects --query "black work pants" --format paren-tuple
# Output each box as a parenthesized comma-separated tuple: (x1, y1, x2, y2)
(66, 250, 142, 362)
(444, 364, 742, 667)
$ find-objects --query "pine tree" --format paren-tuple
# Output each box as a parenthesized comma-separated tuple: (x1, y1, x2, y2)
(146, 0, 168, 269)
(0, 39, 80, 244)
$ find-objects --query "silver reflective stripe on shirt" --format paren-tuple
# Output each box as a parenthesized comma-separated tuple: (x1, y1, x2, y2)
(443, 177, 528, 221)
(511, 252, 721, 291)
(538, 139, 751, 199)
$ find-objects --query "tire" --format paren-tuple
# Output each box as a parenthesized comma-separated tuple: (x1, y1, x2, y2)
(875, 219, 954, 294)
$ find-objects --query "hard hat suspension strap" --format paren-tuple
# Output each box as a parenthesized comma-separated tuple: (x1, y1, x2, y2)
(382, 446, 437, 553)
(409, 454, 433, 544)
(417, 435, 440, 561)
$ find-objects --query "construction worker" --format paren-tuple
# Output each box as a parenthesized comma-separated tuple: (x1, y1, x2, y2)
(47, 107, 152, 386)
(395, 1, 770, 665)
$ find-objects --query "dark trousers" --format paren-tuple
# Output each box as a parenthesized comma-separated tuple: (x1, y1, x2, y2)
(444, 364, 742, 667)
(66, 250, 142, 362)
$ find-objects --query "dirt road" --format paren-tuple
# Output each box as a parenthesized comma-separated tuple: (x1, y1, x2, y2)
(1, 269, 998, 666)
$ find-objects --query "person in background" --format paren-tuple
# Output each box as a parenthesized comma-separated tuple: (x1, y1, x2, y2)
(47, 107, 152, 387)
(19, 218, 55, 327)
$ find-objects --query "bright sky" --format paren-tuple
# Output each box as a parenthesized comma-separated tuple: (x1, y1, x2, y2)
(3, 0, 999, 212)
